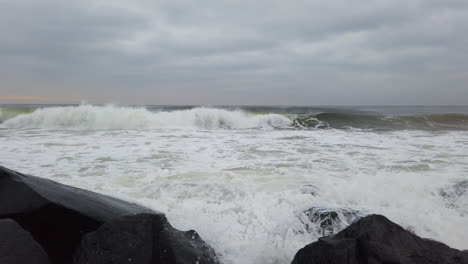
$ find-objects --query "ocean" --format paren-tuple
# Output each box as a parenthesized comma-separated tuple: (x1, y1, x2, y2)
(1, 104, 467, 263)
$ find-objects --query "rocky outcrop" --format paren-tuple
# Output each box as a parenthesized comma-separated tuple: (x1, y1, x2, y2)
(0, 218, 49, 264)
(75, 213, 218, 264)
(292, 214, 468, 264)
(0, 166, 219, 264)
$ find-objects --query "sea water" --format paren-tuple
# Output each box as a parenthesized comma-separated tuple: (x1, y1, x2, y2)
(1, 104, 467, 263)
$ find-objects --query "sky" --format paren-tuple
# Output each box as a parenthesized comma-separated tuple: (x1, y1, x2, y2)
(0, 0, 467, 105)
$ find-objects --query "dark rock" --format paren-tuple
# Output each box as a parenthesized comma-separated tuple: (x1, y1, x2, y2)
(0, 218, 49, 264)
(75, 213, 219, 264)
(0, 166, 154, 264)
(291, 214, 468, 264)
(0, 166, 219, 264)
(303, 207, 362, 236)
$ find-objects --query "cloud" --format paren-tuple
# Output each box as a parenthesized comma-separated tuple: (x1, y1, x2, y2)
(0, 0, 467, 104)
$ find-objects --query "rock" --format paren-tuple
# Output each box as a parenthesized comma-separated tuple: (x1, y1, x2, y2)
(0, 218, 49, 264)
(291, 214, 468, 264)
(75, 213, 219, 264)
(303, 207, 362, 236)
(0, 166, 219, 264)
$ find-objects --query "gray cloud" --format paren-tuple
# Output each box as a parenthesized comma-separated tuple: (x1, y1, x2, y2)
(0, 0, 467, 105)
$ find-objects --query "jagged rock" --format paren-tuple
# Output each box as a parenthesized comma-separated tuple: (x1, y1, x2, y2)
(291, 214, 468, 264)
(75, 213, 219, 264)
(0, 166, 219, 264)
(303, 207, 362, 236)
(0, 218, 49, 264)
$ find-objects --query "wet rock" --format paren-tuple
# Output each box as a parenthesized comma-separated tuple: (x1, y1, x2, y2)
(0, 218, 49, 264)
(0, 166, 219, 264)
(303, 207, 362, 236)
(75, 213, 219, 264)
(292, 214, 468, 264)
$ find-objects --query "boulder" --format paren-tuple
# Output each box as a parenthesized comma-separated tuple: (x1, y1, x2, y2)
(0, 218, 49, 264)
(75, 213, 219, 264)
(0, 166, 219, 264)
(303, 207, 362, 236)
(291, 214, 468, 264)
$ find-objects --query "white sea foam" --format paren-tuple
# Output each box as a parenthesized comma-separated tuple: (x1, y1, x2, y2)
(2, 105, 292, 130)
(1, 116, 467, 263)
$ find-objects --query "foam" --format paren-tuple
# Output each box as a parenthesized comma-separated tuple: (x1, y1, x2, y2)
(0, 125, 467, 263)
(2, 105, 292, 130)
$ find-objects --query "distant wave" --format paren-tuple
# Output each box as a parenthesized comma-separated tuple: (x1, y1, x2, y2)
(292, 112, 468, 130)
(1, 105, 292, 130)
(2, 105, 468, 131)
(0, 108, 34, 123)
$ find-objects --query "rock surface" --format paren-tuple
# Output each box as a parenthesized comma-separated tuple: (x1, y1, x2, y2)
(0, 218, 49, 264)
(75, 213, 219, 264)
(303, 207, 362, 237)
(0, 166, 219, 264)
(292, 214, 468, 264)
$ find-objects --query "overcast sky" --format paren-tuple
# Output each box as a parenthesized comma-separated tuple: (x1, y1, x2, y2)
(0, 0, 467, 105)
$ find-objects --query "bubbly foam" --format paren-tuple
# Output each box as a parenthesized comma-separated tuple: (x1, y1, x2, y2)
(2, 105, 292, 130)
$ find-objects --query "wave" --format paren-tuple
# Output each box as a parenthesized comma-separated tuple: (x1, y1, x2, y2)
(2, 105, 468, 131)
(292, 112, 468, 130)
(0, 108, 34, 123)
(1, 105, 293, 130)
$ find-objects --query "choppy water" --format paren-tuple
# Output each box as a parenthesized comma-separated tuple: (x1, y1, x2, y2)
(1, 104, 468, 263)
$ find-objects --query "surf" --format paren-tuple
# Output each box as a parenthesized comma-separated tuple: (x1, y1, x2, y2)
(1, 104, 293, 130)
(0, 107, 34, 123)
(292, 112, 468, 130)
(3, 104, 468, 131)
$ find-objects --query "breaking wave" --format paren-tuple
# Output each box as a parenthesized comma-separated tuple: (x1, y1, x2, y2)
(0, 108, 34, 123)
(1, 105, 292, 130)
(2, 105, 468, 131)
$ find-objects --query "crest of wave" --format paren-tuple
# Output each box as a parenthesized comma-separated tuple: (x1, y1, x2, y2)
(3, 104, 292, 130)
